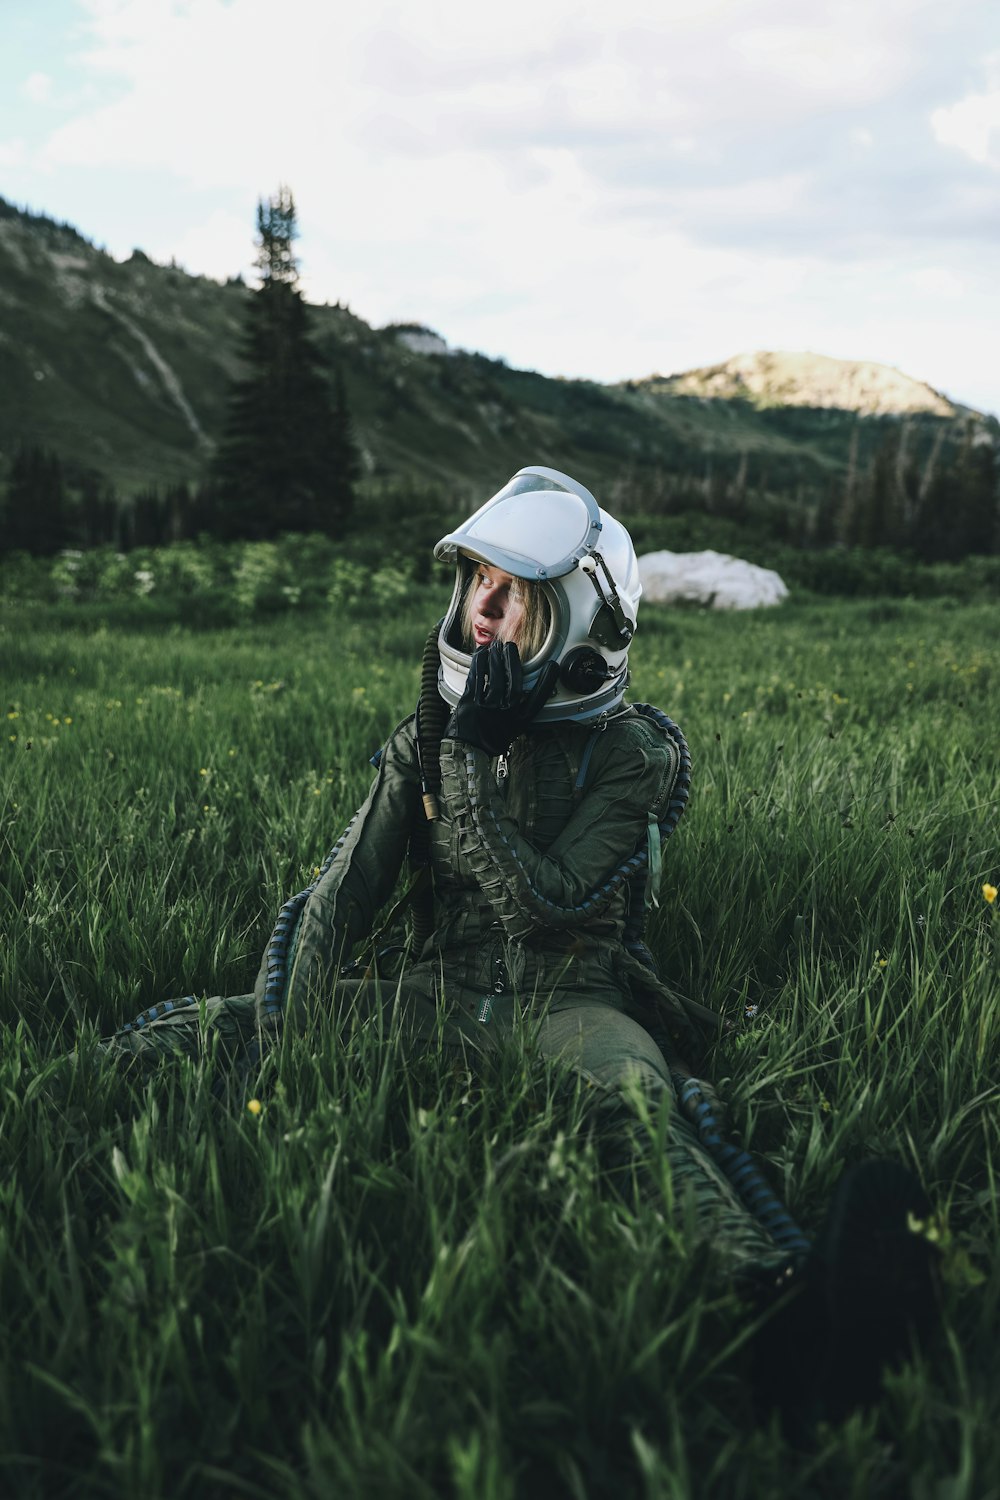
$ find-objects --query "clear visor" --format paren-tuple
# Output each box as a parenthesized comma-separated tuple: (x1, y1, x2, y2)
(434, 466, 602, 581)
(492, 474, 575, 500)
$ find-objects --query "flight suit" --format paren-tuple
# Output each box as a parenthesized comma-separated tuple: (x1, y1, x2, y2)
(106, 707, 792, 1272)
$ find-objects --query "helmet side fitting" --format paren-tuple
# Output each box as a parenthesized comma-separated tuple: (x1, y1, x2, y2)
(434, 465, 642, 724)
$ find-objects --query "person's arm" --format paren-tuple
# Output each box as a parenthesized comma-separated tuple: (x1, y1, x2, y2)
(254, 716, 421, 1027)
(438, 715, 679, 938)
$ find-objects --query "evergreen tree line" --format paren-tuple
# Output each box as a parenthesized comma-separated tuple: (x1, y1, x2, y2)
(2, 415, 996, 561)
(611, 416, 999, 559)
(834, 418, 998, 561)
(0, 451, 265, 554)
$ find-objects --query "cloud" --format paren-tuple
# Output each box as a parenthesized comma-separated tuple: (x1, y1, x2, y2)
(41, 0, 954, 175)
(37, 0, 992, 267)
(907, 266, 965, 299)
(931, 54, 1000, 168)
(144, 207, 256, 281)
(6, 0, 999, 413)
(21, 73, 54, 105)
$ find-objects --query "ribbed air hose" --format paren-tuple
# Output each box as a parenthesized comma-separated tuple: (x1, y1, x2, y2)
(673, 1071, 812, 1257)
(119, 994, 200, 1034)
(414, 621, 447, 815)
(409, 621, 449, 954)
(257, 813, 361, 1023)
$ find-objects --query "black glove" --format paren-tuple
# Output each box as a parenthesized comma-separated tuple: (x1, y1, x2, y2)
(445, 641, 560, 756)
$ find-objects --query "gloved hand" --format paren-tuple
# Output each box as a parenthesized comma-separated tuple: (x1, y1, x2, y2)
(445, 641, 560, 756)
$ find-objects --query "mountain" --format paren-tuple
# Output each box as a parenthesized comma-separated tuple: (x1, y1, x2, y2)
(654, 350, 966, 419)
(0, 197, 993, 514)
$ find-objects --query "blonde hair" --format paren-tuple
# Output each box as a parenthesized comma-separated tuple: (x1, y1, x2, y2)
(460, 558, 551, 662)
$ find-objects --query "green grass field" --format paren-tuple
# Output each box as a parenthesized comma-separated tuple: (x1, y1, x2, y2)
(1, 592, 997, 1498)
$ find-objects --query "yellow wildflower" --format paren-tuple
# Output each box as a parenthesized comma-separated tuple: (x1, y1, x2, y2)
(984, 884, 998, 905)
(247, 1098, 263, 1117)
(907, 1211, 939, 1244)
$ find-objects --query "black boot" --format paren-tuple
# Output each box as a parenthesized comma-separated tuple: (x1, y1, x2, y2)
(814, 1158, 940, 1419)
(752, 1159, 940, 1435)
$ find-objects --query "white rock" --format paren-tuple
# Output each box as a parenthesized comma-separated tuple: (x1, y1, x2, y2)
(638, 550, 788, 610)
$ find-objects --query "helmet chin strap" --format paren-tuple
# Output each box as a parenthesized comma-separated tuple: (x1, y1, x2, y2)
(578, 552, 635, 646)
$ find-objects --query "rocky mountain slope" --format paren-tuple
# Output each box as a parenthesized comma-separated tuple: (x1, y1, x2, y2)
(0, 198, 991, 508)
(656, 350, 964, 419)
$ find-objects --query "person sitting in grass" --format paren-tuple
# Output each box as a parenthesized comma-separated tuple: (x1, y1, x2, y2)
(98, 464, 939, 1430)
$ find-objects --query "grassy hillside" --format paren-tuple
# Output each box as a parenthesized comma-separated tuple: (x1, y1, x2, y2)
(0, 205, 237, 491)
(2, 198, 992, 516)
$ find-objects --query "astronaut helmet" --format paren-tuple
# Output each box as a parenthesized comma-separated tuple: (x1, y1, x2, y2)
(434, 465, 642, 724)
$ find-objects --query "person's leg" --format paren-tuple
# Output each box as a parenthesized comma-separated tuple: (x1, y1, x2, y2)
(98, 993, 260, 1070)
(532, 997, 793, 1275)
(96, 964, 498, 1075)
(326, 966, 501, 1065)
(532, 996, 941, 1424)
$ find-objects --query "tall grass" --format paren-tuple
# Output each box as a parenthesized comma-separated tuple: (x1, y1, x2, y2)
(1, 593, 997, 1498)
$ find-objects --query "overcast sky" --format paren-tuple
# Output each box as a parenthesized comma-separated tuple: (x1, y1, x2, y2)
(3, 0, 999, 414)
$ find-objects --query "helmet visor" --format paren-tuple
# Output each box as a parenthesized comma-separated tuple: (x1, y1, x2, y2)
(434, 466, 602, 580)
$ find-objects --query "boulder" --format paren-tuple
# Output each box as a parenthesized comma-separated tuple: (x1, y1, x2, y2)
(638, 549, 788, 610)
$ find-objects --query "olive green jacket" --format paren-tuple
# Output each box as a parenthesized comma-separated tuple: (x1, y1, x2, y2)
(255, 706, 693, 1035)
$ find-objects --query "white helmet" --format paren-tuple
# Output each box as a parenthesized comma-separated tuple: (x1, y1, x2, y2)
(434, 465, 642, 723)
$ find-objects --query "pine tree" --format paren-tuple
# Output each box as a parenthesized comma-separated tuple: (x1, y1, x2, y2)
(329, 368, 361, 519)
(913, 423, 997, 561)
(79, 468, 118, 548)
(212, 187, 357, 540)
(836, 422, 862, 544)
(0, 446, 68, 554)
(860, 426, 906, 548)
(951, 425, 998, 556)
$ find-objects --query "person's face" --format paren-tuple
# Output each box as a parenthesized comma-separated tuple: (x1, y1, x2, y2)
(469, 563, 525, 648)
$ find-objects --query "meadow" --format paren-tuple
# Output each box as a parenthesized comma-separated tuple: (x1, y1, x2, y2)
(1, 586, 997, 1499)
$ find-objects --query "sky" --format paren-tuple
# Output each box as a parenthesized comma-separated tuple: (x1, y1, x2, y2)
(2, 0, 999, 415)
